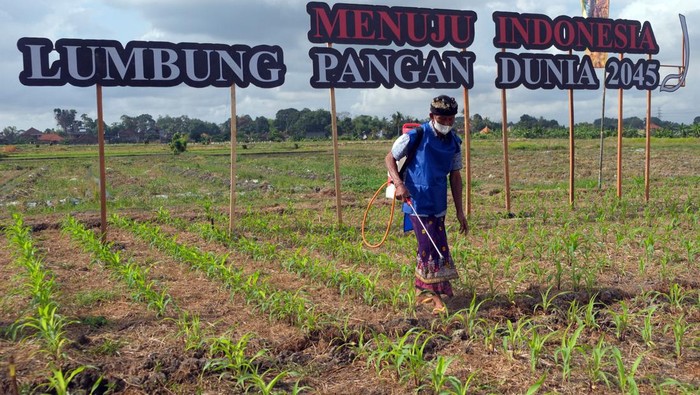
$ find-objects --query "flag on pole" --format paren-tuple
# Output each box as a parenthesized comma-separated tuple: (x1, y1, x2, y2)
(581, 0, 610, 68)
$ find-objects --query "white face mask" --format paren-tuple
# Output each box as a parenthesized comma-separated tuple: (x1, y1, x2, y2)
(432, 121, 452, 135)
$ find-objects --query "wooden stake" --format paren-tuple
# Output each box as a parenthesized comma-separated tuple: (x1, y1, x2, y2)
(9, 355, 18, 395)
(645, 54, 653, 203)
(616, 53, 624, 199)
(500, 49, 511, 214)
(96, 84, 107, 243)
(568, 50, 575, 207)
(462, 68, 472, 216)
(229, 84, 237, 235)
(328, 43, 343, 226)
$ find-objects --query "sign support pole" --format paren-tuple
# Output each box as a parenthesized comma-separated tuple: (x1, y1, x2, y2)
(462, 61, 472, 216)
(645, 54, 653, 203)
(500, 49, 512, 214)
(616, 53, 624, 199)
(229, 84, 237, 236)
(598, 70, 607, 190)
(328, 43, 343, 226)
(96, 84, 108, 243)
(568, 50, 576, 208)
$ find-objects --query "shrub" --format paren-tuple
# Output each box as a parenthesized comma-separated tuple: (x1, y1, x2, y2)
(169, 132, 188, 155)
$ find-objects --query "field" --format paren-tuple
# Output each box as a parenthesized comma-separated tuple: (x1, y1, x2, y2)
(0, 138, 698, 394)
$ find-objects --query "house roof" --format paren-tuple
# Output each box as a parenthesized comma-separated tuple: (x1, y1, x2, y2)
(38, 133, 64, 142)
(20, 127, 43, 138)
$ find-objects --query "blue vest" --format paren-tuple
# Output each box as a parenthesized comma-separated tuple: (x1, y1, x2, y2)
(402, 122, 461, 216)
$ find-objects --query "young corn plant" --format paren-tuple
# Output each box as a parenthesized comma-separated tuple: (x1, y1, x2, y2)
(608, 301, 631, 341)
(367, 328, 438, 387)
(640, 307, 656, 349)
(666, 314, 691, 359)
(422, 355, 455, 395)
(203, 333, 266, 380)
(527, 327, 557, 372)
(534, 286, 569, 315)
(449, 293, 486, 339)
(610, 347, 644, 395)
(582, 336, 611, 388)
(445, 370, 479, 395)
(20, 304, 76, 361)
(554, 324, 585, 382)
(43, 364, 101, 395)
(240, 369, 290, 395)
(502, 316, 533, 360)
(173, 312, 207, 352)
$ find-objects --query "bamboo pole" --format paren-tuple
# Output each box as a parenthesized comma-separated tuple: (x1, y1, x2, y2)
(96, 84, 107, 243)
(645, 54, 653, 203)
(229, 84, 237, 235)
(616, 53, 624, 199)
(568, 50, 575, 208)
(328, 43, 343, 226)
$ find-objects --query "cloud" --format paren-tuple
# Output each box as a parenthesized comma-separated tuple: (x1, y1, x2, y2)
(3, 0, 698, 131)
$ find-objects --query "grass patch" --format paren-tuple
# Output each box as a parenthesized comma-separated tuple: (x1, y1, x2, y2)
(80, 315, 109, 329)
(74, 290, 118, 307)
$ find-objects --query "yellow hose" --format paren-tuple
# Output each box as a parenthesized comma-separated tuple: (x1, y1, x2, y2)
(361, 180, 398, 248)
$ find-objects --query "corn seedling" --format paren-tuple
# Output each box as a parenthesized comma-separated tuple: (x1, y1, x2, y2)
(20, 304, 76, 361)
(204, 333, 266, 380)
(527, 327, 557, 372)
(43, 364, 101, 395)
(582, 336, 611, 388)
(640, 307, 656, 348)
(608, 301, 631, 341)
(367, 328, 438, 387)
(666, 314, 691, 359)
(422, 355, 455, 395)
(502, 316, 533, 359)
(173, 312, 207, 352)
(444, 370, 478, 395)
(611, 347, 644, 395)
(535, 286, 569, 314)
(554, 324, 585, 382)
(449, 293, 486, 339)
(663, 283, 690, 311)
(483, 321, 500, 353)
(241, 369, 289, 395)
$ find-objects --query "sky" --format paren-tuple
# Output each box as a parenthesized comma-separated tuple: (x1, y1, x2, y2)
(2, 0, 698, 131)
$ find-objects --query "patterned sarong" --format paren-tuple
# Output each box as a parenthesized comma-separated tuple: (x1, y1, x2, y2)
(410, 215, 459, 297)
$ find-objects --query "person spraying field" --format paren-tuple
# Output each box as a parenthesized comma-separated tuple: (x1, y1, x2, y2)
(385, 95, 469, 315)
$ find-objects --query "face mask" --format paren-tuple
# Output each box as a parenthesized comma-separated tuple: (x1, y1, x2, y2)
(432, 121, 451, 135)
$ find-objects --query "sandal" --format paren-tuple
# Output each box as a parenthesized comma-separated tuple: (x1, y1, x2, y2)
(416, 290, 436, 306)
(432, 305, 448, 316)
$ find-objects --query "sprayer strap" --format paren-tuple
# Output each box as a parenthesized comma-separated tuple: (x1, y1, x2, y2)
(397, 126, 423, 182)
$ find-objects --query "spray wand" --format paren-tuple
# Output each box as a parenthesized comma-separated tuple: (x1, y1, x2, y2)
(405, 197, 444, 260)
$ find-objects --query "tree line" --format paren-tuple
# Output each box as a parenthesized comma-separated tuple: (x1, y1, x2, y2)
(2, 108, 700, 144)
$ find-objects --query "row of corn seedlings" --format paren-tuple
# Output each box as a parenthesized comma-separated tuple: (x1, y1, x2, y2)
(156, 207, 415, 310)
(201, 205, 410, 277)
(61, 215, 175, 317)
(110, 213, 324, 331)
(5, 213, 102, 394)
(61, 215, 304, 393)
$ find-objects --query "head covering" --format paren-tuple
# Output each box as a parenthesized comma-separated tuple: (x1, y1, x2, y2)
(430, 95, 458, 116)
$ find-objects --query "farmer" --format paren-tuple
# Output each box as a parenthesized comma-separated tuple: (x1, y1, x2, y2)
(385, 95, 469, 315)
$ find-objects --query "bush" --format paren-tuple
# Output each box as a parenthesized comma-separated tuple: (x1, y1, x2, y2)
(169, 132, 188, 155)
